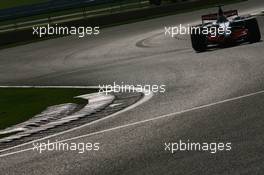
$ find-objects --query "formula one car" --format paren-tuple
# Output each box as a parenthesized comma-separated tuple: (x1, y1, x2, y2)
(191, 6, 261, 52)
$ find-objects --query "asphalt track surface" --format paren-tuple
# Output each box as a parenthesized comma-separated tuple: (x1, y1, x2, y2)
(0, 0, 264, 174)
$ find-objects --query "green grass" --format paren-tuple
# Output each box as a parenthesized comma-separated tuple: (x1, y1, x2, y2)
(0, 0, 48, 9)
(0, 0, 145, 26)
(0, 0, 245, 26)
(0, 88, 97, 130)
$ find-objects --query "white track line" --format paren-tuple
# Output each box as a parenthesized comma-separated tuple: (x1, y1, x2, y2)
(0, 86, 153, 154)
(0, 88, 264, 158)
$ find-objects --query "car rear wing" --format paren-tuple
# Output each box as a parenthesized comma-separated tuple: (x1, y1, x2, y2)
(202, 13, 218, 21)
(224, 10, 238, 17)
(202, 10, 238, 23)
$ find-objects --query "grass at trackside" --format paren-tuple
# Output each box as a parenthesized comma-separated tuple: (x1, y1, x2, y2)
(0, 0, 145, 26)
(0, 0, 246, 26)
(0, 88, 96, 131)
(0, 0, 48, 9)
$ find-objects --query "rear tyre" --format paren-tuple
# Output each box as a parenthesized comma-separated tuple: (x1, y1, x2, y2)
(190, 28, 207, 52)
(245, 18, 261, 43)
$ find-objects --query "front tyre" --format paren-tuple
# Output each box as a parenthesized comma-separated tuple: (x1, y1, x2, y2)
(245, 18, 261, 43)
(190, 28, 207, 52)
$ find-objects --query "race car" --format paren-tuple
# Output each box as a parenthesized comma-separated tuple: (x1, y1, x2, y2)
(191, 6, 261, 52)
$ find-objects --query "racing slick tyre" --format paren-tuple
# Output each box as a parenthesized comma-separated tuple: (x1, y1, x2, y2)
(245, 18, 261, 43)
(191, 28, 207, 52)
